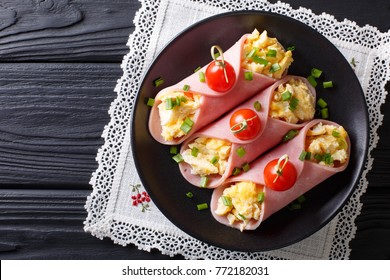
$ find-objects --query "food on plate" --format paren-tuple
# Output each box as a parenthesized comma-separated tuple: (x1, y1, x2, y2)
(210, 119, 350, 231)
(148, 29, 294, 145)
(178, 75, 316, 188)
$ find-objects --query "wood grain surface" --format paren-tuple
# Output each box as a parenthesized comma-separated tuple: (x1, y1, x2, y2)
(0, 0, 389, 260)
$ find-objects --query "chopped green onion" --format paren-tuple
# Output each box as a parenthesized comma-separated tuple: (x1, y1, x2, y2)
(165, 98, 174, 110)
(247, 47, 258, 58)
(176, 96, 183, 107)
(194, 66, 201, 72)
(200, 176, 209, 188)
(317, 98, 328, 109)
(297, 195, 306, 204)
(221, 196, 232, 206)
(311, 68, 323, 78)
(323, 153, 334, 165)
(307, 75, 317, 87)
(180, 117, 194, 133)
(323, 81, 333, 88)
(238, 214, 247, 220)
(289, 97, 299, 111)
(282, 129, 299, 142)
(244, 71, 253, 81)
(191, 147, 199, 157)
(197, 203, 208, 211)
(281, 90, 292, 101)
(257, 192, 265, 203)
(236, 147, 246, 158)
(210, 156, 218, 165)
(321, 108, 329, 119)
(214, 52, 220, 59)
(287, 46, 296, 51)
(232, 167, 241, 176)
(332, 129, 340, 138)
(153, 77, 164, 87)
(198, 71, 205, 82)
(182, 84, 190, 91)
(270, 63, 281, 73)
(338, 139, 348, 150)
(170, 146, 178, 154)
(299, 150, 308, 161)
(305, 152, 312, 160)
(172, 153, 184, 163)
(253, 56, 268, 66)
(266, 49, 277, 57)
(254, 101, 262, 112)
(242, 162, 250, 172)
(146, 98, 155, 107)
(314, 153, 323, 162)
(186, 192, 194, 198)
(288, 202, 302, 210)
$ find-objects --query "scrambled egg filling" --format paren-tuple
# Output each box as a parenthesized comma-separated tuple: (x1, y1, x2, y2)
(305, 123, 349, 166)
(158, 91, 201, 141)
(215, 181, 263, 231)
(181, 137, 231, 176)
(242, 29, 293, 79)
(269, 78, 315, 124)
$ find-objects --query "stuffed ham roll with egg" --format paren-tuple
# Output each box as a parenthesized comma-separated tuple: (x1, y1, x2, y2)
(178, 75, 316, 188)
(149, 29, 294, 145)
(210, 119, 350, 231)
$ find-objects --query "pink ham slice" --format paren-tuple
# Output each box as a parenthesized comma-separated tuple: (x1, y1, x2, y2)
(179, 75, 316, 188)
(148, 33, 277, 145)
(210, 119, 351, 231)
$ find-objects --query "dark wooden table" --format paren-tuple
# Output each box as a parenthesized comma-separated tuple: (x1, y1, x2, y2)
(0, 0, 389, 260)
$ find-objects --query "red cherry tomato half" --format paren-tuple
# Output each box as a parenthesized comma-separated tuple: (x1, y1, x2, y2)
(229, 109, 261, 140)
(205, 60, 236, 92)
(264, 155, 297, 191)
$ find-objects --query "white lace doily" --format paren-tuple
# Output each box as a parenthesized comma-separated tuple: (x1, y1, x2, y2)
(84, 0, 390, 259)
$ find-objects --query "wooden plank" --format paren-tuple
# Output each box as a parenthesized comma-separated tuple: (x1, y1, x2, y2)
(0, 63, 120, 185)
(0, 0, 140, 62)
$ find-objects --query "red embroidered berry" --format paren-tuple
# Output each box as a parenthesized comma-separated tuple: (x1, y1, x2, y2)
(141, 197, 146, 202)
(146, 197, 151, 202)
(137, 193, 141, 199)
(132, 200, 138, 206)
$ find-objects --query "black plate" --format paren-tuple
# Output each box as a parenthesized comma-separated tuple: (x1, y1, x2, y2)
(131, 11, 368, 252)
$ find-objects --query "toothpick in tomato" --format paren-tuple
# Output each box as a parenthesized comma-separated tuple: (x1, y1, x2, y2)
(264, 154, 297, 191)
(205, 45, 236, 92)
(229, 108, 261, 140)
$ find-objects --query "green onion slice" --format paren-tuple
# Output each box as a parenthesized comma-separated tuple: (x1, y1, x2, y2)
(146, 98, 155, 107)
(200, 176, 208, 188)
(244, 71, 253, 81)
(321, 108, 329, 119)
(172, 154, 184, 163)
(266, 49, 277, 57)
(210, 156, 218, 165)
(194, 66, 201, 72)
(257, 192, 265, 203)
(232, 167, 241, 176)
(299, 150, 308, 161)
(323, 81, 333, 88)
(311, 68, 323, 78)
(289, 97, 299, 111)
(221, 196, 232, 207)
(191, 147, 199, 157)
(182, 84, 190, 91)
(197, 203, 208, 211)
(242, 162, 250, 172)
(332, 129, 340, 138)
(287, 46, 296, 51)
(180, 117, 194, 134)
(186, 192, 194, 198)
(253, 56, 268, 66)
(317, 98, 328, 108)
(170, 146, 178, 154)
(153, 77, 164, 87)
(198, 71, 205, 82)
(282, 129, 299, 142)
(254, 101, 262, 112)
(247, 47, 258, 58)
(165, 98, 174, 110)
(236, 147, 246, 158)
(307, 75, 317, 87)
(238, 214, 247, 220)
(270, 63, 281, 73)
(281, 90, 292, 101)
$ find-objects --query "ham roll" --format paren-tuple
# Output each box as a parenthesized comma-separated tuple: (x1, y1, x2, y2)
(210, 119, 350, 231)
(149, 29, 294, 145)
(178, 75, 316, 188)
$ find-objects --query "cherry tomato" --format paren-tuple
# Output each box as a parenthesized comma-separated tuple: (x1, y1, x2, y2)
(229, 109, 261, 140)
(205, 60, 236, 92)
(264, 155, 297, 191)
